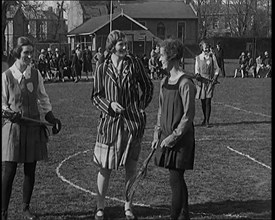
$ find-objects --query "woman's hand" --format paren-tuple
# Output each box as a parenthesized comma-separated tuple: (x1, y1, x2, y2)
(160, 137, 173, 148)
(151, 139, 159, 149)
(111, 102, 125, 114)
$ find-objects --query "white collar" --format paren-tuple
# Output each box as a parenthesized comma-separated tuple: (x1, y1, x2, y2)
(9, 63, 32, 82)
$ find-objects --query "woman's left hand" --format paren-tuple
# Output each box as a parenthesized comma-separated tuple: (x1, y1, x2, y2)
(160, 137, 173, 148)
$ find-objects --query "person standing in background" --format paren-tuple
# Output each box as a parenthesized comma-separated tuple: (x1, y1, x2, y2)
(214, 42, 226, 77)
(72, 45, 82, 83)
(195, 40, 220, 127)
(93, 47, 104, 75)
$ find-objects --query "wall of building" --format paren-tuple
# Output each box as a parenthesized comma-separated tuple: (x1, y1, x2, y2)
(139, 18, 197, 44)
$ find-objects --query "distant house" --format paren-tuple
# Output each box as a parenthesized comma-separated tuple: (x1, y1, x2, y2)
(25, 6, 67, 43)
(4, 6, 67, 54)
(5, 5, 29, 53)
(117, 1, 198, 45)
(68, 11, 161, 56)
(67, 1, 198, 57)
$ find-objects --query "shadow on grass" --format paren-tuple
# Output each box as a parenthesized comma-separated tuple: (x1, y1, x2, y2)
(195, 120, 271, 128)
(190, 199, 271, 218)
(37, 199, 271, 219)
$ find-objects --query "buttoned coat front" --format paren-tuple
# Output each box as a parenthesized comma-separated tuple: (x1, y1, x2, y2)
(91, 54, 153, 145)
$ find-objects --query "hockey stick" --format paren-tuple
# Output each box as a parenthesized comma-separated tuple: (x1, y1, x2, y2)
(125, 147, 156, 202)
(21, 117, 54, 127)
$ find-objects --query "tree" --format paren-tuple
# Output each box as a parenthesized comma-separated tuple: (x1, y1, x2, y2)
(52, 1, 66, 40)
(193, 0, 271, 38)
(2, 0, 44, 51)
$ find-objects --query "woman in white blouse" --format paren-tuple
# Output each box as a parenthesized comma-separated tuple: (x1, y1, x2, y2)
(2, 36, 61, 220)
(194, 40, 220, 127)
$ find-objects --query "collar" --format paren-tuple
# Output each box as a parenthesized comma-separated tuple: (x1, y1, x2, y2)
(10, 63, 32, 82)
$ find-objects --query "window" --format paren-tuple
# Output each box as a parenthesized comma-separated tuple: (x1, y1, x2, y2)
(177, 21, 186, 43)
(157, 22, 165, 39)
(138, 21, 146, 27)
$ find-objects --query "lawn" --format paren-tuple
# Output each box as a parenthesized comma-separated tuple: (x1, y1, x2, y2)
(6, 59, 271, 220)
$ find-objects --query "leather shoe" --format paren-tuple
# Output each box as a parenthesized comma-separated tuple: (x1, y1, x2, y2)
(94, 208, 104, 220)
(1, 210, 8, 220)
(23, 209, 38, 220)
(125, 209, 137, 220)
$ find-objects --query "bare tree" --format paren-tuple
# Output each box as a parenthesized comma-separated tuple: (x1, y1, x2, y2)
(53, 0, 65, 40)
(2, 0, 44, 50)
(193, 0, 271, 38)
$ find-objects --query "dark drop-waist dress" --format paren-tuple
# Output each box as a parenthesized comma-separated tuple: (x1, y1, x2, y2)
(154, 74, 196, 170)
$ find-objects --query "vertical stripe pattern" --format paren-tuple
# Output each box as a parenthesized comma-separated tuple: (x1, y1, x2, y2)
(91, 54, 153, 144)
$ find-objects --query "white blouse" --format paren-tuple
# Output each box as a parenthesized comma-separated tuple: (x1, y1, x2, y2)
(2, 64, 52, 114)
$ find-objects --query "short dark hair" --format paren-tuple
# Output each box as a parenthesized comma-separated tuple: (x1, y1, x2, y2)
(159, 38, 183, 61)
(13, 36, 34, 59)
(105, 30, 126, 53)
(199, 39, 210, 51)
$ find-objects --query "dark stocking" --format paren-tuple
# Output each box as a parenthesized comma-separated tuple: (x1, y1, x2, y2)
(205, 98, 212, 124)
(201, 99, 206, 123)
(23, 162, 37, 207)
(2, 162, 17, 211)
(169, 169, 189, 220)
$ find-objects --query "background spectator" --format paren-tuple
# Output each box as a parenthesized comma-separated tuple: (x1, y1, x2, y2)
(214, 42, 226, 77)
(234, 52, 248, 78)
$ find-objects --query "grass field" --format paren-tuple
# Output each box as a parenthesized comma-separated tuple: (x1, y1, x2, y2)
(7, 59, 271, 220)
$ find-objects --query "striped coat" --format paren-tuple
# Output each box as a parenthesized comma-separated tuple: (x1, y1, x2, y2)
(91, 54, 153, 144)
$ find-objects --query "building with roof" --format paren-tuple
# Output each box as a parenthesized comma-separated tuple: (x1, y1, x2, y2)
(4, 5, 67, 53)
(67, 1, 198, 57)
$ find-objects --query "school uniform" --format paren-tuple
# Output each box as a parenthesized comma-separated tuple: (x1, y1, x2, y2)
(2, 64, 52, 162)
(195, 53, 220, 99)
(154, 74, 196, 170)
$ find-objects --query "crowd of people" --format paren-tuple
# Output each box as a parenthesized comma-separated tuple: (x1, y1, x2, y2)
(36, 44, 95, 83)
(4, 44, 106, 84)
(1, 32, 271, 220)
(234, 50, 272, 78)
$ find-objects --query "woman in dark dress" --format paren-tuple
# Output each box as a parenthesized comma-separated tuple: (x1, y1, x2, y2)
(151, 38, 196, 220)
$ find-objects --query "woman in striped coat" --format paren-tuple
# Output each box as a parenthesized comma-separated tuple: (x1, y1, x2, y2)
(91, 30, 153, 220)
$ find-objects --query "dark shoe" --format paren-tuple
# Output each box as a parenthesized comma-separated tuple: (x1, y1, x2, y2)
(1, 210, 8, 220)
(201, 120, 206, 126)
(23, 208, 38, 220)
(125, 209, 137, 220)
(94, 208, 104, 220)
(23, 204, 38, 220)
(177, 212, 190, 220)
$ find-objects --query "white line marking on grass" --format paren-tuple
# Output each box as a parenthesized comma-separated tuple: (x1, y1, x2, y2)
(227, 146, 271, 170)
(213, 101, 271, 118)
(56, 149, 151, 207)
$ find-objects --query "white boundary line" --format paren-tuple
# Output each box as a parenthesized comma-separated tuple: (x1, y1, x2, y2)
(56, 149, 151, 207)
(55, 140, 268, 218)
(227, 146, 271, 170)
(213, 101, 271, 118)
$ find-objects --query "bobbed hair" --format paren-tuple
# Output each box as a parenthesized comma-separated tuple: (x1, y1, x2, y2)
(159, 38, 183, 62)
(12, 36, 34, 59)
(105, 30, 126, 53)
(199, 39, 210, 51)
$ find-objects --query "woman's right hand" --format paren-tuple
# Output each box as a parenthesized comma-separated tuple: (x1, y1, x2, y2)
(111, 102, 125, 114)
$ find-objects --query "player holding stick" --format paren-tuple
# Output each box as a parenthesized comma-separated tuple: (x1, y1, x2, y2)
(151, 38, 196, 220)
(2, 36, 61, 220)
